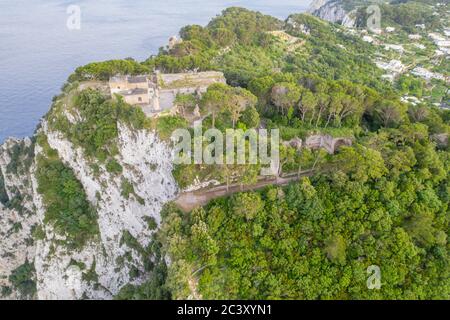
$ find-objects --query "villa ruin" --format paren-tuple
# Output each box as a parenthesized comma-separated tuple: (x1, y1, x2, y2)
(109, 71, 226, 115)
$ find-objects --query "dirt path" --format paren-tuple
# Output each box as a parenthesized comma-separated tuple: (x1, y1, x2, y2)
(174, 170, 313, 212)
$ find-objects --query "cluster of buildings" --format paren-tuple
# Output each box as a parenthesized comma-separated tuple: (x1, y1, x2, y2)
(375, 59, 406, 82)
(428, 32, 450, 55)
(109, 71, 226, 115)
(411, 67, 448, 82)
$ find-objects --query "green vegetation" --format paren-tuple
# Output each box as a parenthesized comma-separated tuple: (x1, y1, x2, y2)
(156, 116, 189, 141)
(174, 93, 198, 117)
(69, 59, 150, 82)
(0, 142, 35, 216)
(49, 89, 149, 165)
(141, 7, 282, 75)
(0, 168, 8, 205)
(200, 83, 257, 128)
(355, 1, 441, 32)
(162, 126, 449, 298)
(115, 235, 171, 300)
(68, 259, 87, 271)
(114, 5, 449, 300)
(120, 179, 135, 199)
(121, 179, 145, 205)
(1, 286, 12, 298)
(8, 260, 36, 299)
(82, 260, 99, 284)
(397, 75, 426, 97)
(32, 4, 448, 300)
(144, 216, 158, 231)
(5, 139, 35, 175)
(35, 134, 99, 250)
(1, 192, 29, 217)
(0, 140, 35, 216)
(115, 230, 166, 287)
(106, 159, 123, 174)
(169, 82, 261, 188)
(32, 224, 46, 241)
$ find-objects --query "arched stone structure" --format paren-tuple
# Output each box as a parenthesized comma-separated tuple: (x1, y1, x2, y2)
(304, 135, 352, 154)
(332, 138, 352, 153)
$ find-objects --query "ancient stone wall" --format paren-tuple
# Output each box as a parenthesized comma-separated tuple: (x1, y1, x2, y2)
(304, 134, 352, 154)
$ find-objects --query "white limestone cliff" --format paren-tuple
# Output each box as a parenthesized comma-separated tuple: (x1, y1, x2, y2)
(0, 138, 37, 299)
(0, 117, 178, 299)
(309, 0, 357, 28)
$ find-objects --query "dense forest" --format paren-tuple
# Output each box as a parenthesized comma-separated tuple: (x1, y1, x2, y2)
(59, 5, 449, 299)
(160, 124, 449, 299)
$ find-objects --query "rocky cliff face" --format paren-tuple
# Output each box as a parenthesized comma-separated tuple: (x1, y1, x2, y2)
(0, 138, 37, 299)
(309, 0, 357, 28)
(0, 114, 178, 299)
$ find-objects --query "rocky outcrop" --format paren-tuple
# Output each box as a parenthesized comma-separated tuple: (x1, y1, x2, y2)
(309, 0, 357, 28)
(308, 0, 329, 13)
(0, 138, 37, 299)
(34, 120, 177, 299)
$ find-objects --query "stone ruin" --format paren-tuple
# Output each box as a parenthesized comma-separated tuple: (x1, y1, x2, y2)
(304, 134, 352, 154)
(282, 134, 352, 154)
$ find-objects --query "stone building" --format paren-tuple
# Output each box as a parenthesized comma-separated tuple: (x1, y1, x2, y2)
(109, 75, 151, 105)
(109, 71, 226, 115)
(119, 88, 149, 105)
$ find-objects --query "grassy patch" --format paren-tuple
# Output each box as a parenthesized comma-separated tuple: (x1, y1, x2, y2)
(121, 179, 145, 205)
(82, 260, 99, 284)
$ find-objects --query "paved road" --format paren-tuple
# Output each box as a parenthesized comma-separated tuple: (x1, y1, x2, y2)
(174, 170, 313, 212)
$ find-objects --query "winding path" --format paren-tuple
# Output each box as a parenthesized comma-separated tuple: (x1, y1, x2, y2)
(174, 170, 314, 212)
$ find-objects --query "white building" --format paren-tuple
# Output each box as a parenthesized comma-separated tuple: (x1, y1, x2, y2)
(408, 34, 422, 40)
(384, 44, 404, 53)
(386, 27, 396, 33)
(362, 35, 374, 43)
(415, 43, 426, 50)
(376, 59, 405, 73)
(411, 67, 447, 82)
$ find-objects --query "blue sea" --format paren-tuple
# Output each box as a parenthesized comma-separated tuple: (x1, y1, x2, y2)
(0, 0, 310, 143)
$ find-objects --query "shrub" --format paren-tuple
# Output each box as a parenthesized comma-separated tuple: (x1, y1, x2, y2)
(144, 216, 158, 231)
(8, 260, 36, 299)
(106, 159, 123, 174)
(121, 179, 135, 199)
(156, 116, 188, 141)
(36, 134, 99, 249)
(69, 59, 150, 82)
